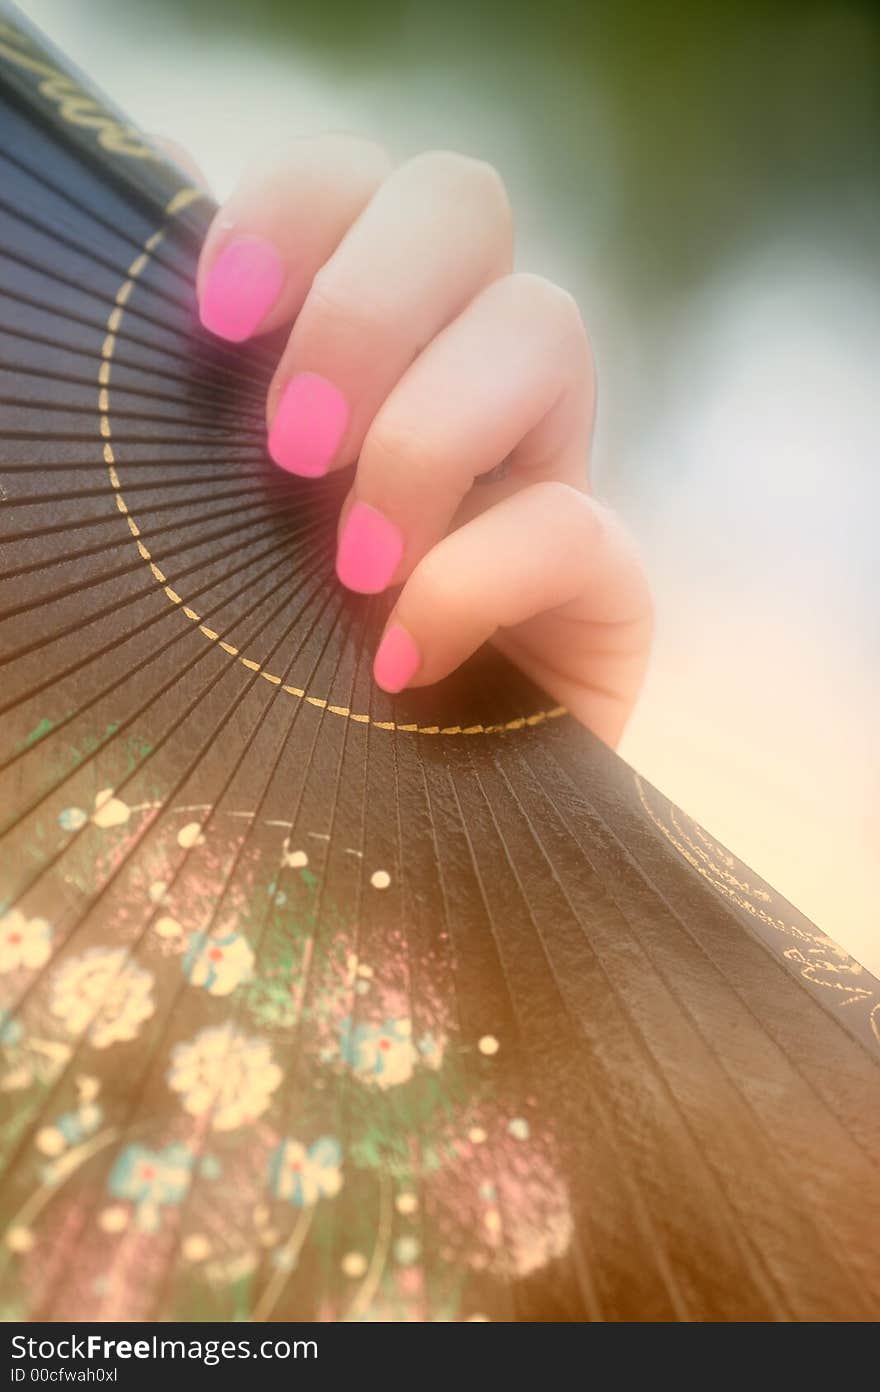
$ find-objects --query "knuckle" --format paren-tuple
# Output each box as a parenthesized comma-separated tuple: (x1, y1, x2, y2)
(512, 273, 585, 337)
(463, 155, 510, 209)
(531, 480, 599, 543)
(408, 546, 466, 613)
(531, 478, 584, 514)
(317, 133, 394, 191)
(407, 150, 511, 221)
(501, 274, 594, 380)
(304, 266, 379, 340)
(304, 267, 347, 321)
(363, 414, 442, 480)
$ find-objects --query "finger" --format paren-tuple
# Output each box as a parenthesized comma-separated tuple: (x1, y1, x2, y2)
(266, 150, 513, 477)
(196, 134, 392, 342)
(334, 273, 594, 593)
(372, 482, 652, 746)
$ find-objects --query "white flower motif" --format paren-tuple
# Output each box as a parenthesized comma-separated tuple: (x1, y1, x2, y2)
(177, 822, 205, 848)
(0, 910, 53, 974)
(167, 1025, 281, 1131)
(49, 948, 154, 1049)
(91, 789, 131, 829)
(341, 1017, 418, 1090)
(108, 1142, 194, 1233)
(269, 1137, 343, 1206)
(183, 931, 254, 997)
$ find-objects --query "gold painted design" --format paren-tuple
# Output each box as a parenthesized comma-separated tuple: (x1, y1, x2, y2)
(635, 773, 876, 1023)
(251, 1208, 313, 1322)
(4, 1128, 121, 1239)
(636, 774, 812, 941)
(0, 27, 160, 161)
(164, 187, 208, 217)
(99, 210, 566, 738)
(781, 945, 871, 1005)
(344, 1171, 393, 1322)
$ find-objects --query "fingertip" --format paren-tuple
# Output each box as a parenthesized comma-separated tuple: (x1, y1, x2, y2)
(336, 502, 404, 594)
(373, 622, 421, 693)
(268, 373, 350, 477)
(198, 234, 285, 342)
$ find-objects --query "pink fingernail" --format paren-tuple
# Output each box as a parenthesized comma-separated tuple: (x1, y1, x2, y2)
(199, 235, 284, 342)
(374, 624, 420, 693)
(336, 502, 404, 594)
(268, 372, 350, 477)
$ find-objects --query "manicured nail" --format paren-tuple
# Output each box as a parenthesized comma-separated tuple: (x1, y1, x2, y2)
(199, 235, 284, 342)
(336, 502, 404, 594)
(374, 623, 420, 693)
(268, 372, 350, 477)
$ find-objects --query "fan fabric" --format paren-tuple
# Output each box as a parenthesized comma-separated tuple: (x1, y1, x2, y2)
(0, 4, 878, 1322)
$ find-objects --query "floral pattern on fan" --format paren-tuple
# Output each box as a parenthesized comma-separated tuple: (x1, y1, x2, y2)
(268, 1136, 343, 1207)
(0, 779, 572, 1323)
(49, 947, 155, 1049)
(339, 1016, 444, 1090)
(0, 911, 53, 973)
(182, 931, 255, 997)
(167, 1025, 282, 1131)
(108, 1142, 195, 1233)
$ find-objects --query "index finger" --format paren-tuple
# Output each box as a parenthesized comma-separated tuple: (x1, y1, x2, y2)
(197, 134, 392, 342)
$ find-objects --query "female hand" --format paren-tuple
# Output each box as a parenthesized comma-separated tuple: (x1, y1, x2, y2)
(196, 135, 652, 746)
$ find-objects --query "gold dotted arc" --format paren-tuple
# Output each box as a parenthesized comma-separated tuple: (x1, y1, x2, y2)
(99, 197, 567, 737)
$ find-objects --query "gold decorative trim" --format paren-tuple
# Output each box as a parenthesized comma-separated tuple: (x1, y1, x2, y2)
(98, 206, 567, 738)
(164, 187, 207, 217)
(0, 27, 160, 160)
(634, 773, 876, 1018)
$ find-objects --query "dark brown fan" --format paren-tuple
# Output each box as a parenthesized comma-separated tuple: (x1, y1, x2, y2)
(0, 1, 878, 1323)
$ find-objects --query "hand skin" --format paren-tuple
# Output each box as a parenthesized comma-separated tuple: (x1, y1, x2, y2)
(195, 135, 653, 747)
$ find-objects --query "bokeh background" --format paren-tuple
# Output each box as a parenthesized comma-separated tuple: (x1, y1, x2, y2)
(18, 0, 879, 971)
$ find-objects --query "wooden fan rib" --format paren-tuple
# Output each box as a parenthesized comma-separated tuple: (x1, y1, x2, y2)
(0, 489, 327, 592)
(0, 272, 273, 397)
(210, 600, 372, 1324)
(36, 587, 357, 1320)
(0, 561, 351, 1043)
(448, 741, 702, 1320)
(148, 594, 371, 1323)
(4, 471, 319, 522)
(406, 730, 560, 1319)
(0, 188, 196, 318)
(6, 470, 302, 509)
(545, 739, 880, 1135)
(0, 454, 270, 474)
(527, 741, 880, 1297)
(0, 523, 321, 740)
(0, 525, 339, 831)
(1, 351, 266, 424)
(0, 136, 200, 287)
(8, 598, 345, 1318)
(0, 313, 267, 412)
(486, 746, 805, 1318)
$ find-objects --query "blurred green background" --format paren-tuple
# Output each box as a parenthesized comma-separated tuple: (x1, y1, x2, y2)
(144, 0, 880, 292)
(18, 0, 880, 969)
